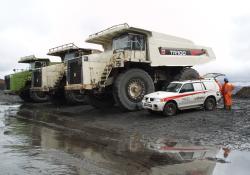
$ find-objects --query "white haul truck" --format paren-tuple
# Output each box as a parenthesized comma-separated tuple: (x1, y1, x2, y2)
(31, 43, 101, 104)
(65, 23, 215, 111)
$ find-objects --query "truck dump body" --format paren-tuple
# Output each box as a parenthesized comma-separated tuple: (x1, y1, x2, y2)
(85, 23, 215, 66)
(18, 55, 50, 64)
(147, 32, 215, 66)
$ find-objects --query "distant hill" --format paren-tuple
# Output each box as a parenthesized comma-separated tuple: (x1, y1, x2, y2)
(0, 79, 5, 90)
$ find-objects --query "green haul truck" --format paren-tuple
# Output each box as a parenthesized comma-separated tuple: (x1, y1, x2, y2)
(4, 55, 51, 102)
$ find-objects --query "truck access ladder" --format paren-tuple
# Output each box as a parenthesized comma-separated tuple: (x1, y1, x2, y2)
(99, 54, 122, 87)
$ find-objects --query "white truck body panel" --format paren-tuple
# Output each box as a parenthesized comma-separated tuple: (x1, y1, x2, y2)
(82, 61, 106, 85)
(81, 51, 113, 85)
(85, 23, 215, 67)
(41, 63, 65, 90)
(148, 32, 215, 66)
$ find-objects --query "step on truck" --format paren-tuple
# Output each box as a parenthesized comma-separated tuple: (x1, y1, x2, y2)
(65, 23, 216, 111)
(30, 43, 101, 104)
(4, 55, 51, 102)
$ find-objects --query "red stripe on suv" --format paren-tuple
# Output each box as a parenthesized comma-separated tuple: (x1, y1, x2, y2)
(163, 91, 208, 102)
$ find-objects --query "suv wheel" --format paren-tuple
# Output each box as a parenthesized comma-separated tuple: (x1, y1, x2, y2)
(204, 97, 216, 111)
(163, 102, 177, 116)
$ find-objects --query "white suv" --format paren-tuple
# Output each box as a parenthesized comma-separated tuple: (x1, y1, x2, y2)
(142, 79, 221, 116)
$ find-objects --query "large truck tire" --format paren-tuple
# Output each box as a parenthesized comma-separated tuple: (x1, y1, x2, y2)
(87, 92, 114, 109)
(174, 68, 200, 81)
(19, 89, 32, 102)
(30, 91, 49, 103)
(65, 90, 87, 104)
(113, 68, 155, 111)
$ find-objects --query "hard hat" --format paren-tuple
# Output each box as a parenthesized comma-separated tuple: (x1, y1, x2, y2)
(224, 78, 229, 82)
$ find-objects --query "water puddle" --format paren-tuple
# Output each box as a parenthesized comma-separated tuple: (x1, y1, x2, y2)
(0, 103, 249, 174)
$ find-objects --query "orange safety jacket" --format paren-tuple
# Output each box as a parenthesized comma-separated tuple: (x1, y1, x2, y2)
(221, 83, 235, 106)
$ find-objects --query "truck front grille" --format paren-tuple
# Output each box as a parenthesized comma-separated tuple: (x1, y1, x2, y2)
(32, 69, 42, 87)
(67, 58, 82, 84)
(4, 76, 10, 90)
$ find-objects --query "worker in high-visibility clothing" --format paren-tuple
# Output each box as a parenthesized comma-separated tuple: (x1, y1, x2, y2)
(221, 78, 235, 110)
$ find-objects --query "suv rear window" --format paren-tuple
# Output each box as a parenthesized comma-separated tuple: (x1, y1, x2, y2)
(193, 83, 204, 91)
(203, 81, 216, 90)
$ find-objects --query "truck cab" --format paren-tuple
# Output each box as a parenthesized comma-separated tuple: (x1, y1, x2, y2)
(112, 33, 147, 62)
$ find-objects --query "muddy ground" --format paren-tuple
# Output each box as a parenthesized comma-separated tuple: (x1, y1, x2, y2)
(1, 90, 250, 174)
(17, 97, 250, 151)
(0, 90, 22, 104)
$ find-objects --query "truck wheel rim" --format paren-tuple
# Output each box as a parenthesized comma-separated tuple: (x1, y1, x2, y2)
(127, 79, 145, 102)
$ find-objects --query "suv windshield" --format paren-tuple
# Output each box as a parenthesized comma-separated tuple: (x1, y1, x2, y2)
(165, 83, 182, 92)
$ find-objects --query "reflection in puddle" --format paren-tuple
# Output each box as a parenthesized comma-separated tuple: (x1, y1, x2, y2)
(0, 103, 250, 175)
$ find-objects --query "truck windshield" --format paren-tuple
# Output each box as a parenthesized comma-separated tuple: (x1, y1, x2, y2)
(112, 34, 145, 51)
(112, 35, 130, 50)
(64, 53, 75, 62)
(165, 83, 182, 92)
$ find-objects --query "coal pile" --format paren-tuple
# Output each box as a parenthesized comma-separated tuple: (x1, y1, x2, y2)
(235, 87, 250, 98)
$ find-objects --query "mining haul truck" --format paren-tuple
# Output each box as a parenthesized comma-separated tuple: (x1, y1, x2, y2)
(4, 55, 50, 102)
(65, 23, 216, 111)
(31, 43, 101, 104)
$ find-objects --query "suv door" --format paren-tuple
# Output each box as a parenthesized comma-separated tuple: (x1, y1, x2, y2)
(193, 82, 206, 105)
(178, 83, 195, 108)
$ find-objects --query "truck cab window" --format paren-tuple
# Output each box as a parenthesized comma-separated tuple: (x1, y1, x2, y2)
(112, 34, 145, 51)
(64, 53, 75, 62)
(131, 35, 145, 50)
(34, 62, 42, 68)
(112, 35, 130, 50)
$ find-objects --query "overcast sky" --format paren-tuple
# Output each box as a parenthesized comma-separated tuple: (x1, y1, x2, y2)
(0, 0, 249, 81)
